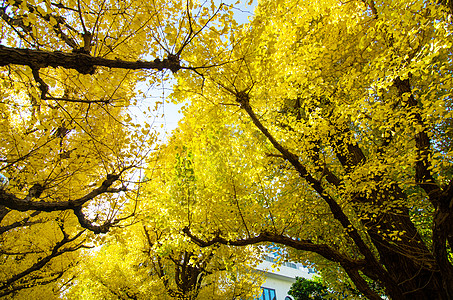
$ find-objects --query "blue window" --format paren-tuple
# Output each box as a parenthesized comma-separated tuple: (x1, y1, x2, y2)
(258, 287, 276, 300)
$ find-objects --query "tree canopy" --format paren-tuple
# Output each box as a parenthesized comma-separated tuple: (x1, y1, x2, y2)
(288, 277, 331, 300)
(1, 0, 453, 299)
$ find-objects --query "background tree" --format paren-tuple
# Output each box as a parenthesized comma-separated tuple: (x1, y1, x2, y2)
(64, 211, 262, 300)
(0, 0, 236, 295)
(288, 277, 330, 300)
(174, 0, 453, 299)
(2, 0, 453, 299)
(64, 133, 263, 300)
(288, 276, 366, 300)
(0, 211, 90, 297)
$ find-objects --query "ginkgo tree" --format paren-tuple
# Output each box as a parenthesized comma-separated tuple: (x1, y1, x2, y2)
(0, 0, 233, 231)
(171, 0, 453, 299)
(1, 0, 453, 299)
(63, 210, 263, 300)
(64, 133, 264, 300)
(0, 0, 235, 296)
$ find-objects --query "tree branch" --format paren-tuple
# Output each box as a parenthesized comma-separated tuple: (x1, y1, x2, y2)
(182, 227, 365, 270)
(0, 211, 41, 234)
(0, 173, 125, 212)
(393, 77, 442, 202)
(6, 0, 79, 49)
(234, 90, 379, 263)
(0, 271, 65, 298)
(343, 268, 384, 300)
(73, 206, 112, 234)
(0, 45, 181, 74)
(0, 228, 86, 297)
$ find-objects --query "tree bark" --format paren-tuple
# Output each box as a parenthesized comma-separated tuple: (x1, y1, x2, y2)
(0, 45, 181, 74)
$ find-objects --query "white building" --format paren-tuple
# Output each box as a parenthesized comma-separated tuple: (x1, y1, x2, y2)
(254, 254, 315, 300)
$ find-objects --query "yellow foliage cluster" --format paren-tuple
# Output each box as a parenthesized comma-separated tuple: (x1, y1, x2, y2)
(1, 0, 453, 298)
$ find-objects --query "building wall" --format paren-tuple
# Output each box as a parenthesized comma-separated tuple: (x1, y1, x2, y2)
(259, 273, 294, 300)
(254, 259, 314, 300)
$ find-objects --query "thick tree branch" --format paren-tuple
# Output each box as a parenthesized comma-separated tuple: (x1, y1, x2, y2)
(0, 173, 125, 212)
(183, 227, 365, 270)
(361, 0, 378, 19)
(393, 77, 442, 202)
(73, 206, 113, 234)
(344, 268, 383, 300)
(0, 173, 129, 232)
(0, 45, 181, 74)
(183, 226, 404, 298)
(45, 96, 110, 104)
(392, 77, 453, 298)
(327, 122, 366, 173)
